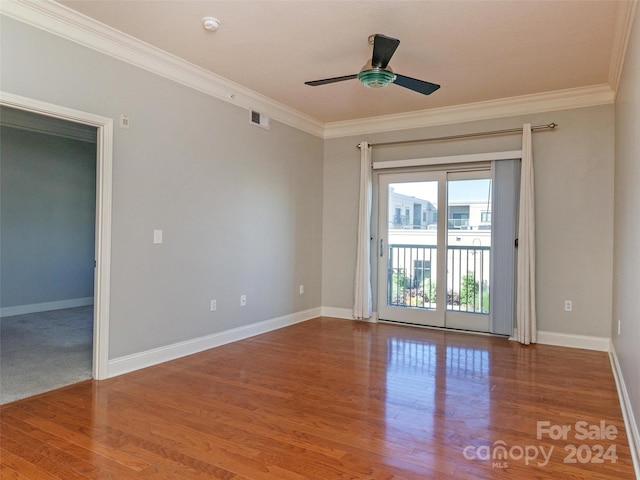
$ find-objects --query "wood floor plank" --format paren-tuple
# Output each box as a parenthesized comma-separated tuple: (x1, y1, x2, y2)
(0, 450, 61, 480)
(1, 318, 636, 479)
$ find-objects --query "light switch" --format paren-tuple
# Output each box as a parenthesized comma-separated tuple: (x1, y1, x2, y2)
(153, 229, 163, 244)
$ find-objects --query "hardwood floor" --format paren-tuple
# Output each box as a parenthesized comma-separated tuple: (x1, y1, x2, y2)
(1, 318, 635, 479)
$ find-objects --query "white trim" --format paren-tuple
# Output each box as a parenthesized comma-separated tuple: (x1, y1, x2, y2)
(323, 315, 614, 352)
(373, 150, 522, 170)
(0, 297, 93, 318)
(330, 318, 613, 352)
(107, 307, 321, 378)
(321, 306, 378, 322)
(324, 84, 614, 138)
(511, 329, 611, 351)
(609, 342, 640, 479)
(320, 307, 353, 319)
(0, 91, 113, 381)
(0, 106, 97, 142)
(0, 1, 621, 139)
(0, 0, 324, 138)
(93, 117, 113, 381)
(609, 0, 638, 94)
(536, 330, 611, 351)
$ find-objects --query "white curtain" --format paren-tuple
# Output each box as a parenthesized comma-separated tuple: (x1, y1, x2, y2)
(353, 142, 373, 320)
(516, 124, 537, 344)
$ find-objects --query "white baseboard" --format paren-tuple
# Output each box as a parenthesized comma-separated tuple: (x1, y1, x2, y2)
(320, 306, 378, 322)
(609, 343, 640, 479)
(320, 307, 353, 320)
(107, 307, 321, 378)
(511, 328, 611, 351)
(0, 297, 94, 318)
(535, 330, 611, 351)
(324, 317, 611, 345)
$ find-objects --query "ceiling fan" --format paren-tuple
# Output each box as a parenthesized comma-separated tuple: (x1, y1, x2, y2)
(305, 34, 440, 95)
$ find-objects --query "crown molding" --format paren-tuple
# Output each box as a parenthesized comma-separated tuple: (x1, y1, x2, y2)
(608, 0, 638, 94)
(0, 1, 622, 141)
(323, 84, 615, 138)
(0, 0, 325, 137)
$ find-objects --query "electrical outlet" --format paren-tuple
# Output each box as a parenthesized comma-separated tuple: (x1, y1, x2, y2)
(299, 285, 304, 295)
(153, 229, 163, 244)
(618, 319, 621, 335)
(240, 295, 247, 307)
(564, 300, 572, 312)
(210, 300, 216, 312)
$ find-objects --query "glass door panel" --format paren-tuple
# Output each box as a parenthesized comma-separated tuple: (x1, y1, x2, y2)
(378, 172, 446, 327)
(378, 169, 493, 333)
(445, 173, 492, 332)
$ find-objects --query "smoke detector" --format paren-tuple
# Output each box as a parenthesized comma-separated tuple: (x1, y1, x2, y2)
(202, 17, 220, 31)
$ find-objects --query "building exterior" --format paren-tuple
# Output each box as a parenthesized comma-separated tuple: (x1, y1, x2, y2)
(386, 189, 492, 313)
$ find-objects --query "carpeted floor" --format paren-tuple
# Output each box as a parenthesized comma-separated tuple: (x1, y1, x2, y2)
(0, 306, 93, 404)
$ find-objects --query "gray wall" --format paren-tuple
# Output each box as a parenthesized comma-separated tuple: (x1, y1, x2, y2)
(613, 4, 640, 448)
(0, 125, 96, 309)
(323, 105, 615, 338)
(0, 17, 324, 359)
(1, 11, 629, 367)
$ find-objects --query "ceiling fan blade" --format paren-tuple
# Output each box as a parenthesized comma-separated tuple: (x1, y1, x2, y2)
(393, 74, 440, 95)
(305, 74, 358, 86)
(372, 34, 400, 68)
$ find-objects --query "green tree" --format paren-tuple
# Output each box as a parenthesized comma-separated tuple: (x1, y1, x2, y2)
(460, 272, 479, 310)
(424, 281, 437, 303)
(391, 269, 409, 304)
(482, 291, 490, 313)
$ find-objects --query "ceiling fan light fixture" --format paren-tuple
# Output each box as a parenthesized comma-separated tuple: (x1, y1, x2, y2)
(357, 66, 396, 88)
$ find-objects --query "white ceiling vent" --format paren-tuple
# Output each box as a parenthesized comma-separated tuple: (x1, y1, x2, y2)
(250, 110, 270, 130)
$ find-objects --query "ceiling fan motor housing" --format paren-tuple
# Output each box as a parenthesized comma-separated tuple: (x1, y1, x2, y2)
(358, 65, 396, 88)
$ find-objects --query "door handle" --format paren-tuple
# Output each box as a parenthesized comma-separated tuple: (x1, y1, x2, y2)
(380, 238, 384, 257)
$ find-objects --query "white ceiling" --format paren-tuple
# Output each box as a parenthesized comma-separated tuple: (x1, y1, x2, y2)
(55, 0, 633, 125)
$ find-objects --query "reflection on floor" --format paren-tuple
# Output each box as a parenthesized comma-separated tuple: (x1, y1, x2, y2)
(0, 317, 634, 478)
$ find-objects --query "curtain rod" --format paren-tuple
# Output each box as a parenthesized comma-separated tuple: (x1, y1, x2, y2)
(359, 122, 557, 148)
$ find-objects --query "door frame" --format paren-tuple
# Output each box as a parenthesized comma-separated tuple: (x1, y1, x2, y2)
(1, 91, 113, 380)
(377, 171, 447, 327)
(444, 170, 493, 333)
(373, 152, 523, 332)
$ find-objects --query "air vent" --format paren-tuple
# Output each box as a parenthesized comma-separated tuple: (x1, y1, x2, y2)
(250, 110, 270, 130)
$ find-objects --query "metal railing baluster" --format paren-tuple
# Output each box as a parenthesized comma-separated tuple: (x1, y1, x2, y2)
(387, 244, 490, 314)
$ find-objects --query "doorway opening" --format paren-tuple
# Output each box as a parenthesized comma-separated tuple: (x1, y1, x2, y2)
(1, 107, 96, 402)
(0, 92, 113, 395)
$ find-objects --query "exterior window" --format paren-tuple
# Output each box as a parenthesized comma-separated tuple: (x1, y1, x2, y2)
(394, 207, 402, 224)
(448, 205, 470, 229)
(414, 260, 432, 284)
(449, 213, 469, 229)
(481, 211, 492, 223)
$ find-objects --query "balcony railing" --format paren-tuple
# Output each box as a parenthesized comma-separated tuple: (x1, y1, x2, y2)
(387, 244, 490, 314)
(392, 215, 410, 228)
(448, 218, 469, 229)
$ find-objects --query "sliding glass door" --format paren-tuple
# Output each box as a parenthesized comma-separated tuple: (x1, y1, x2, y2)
(377, 170, 493, 332)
